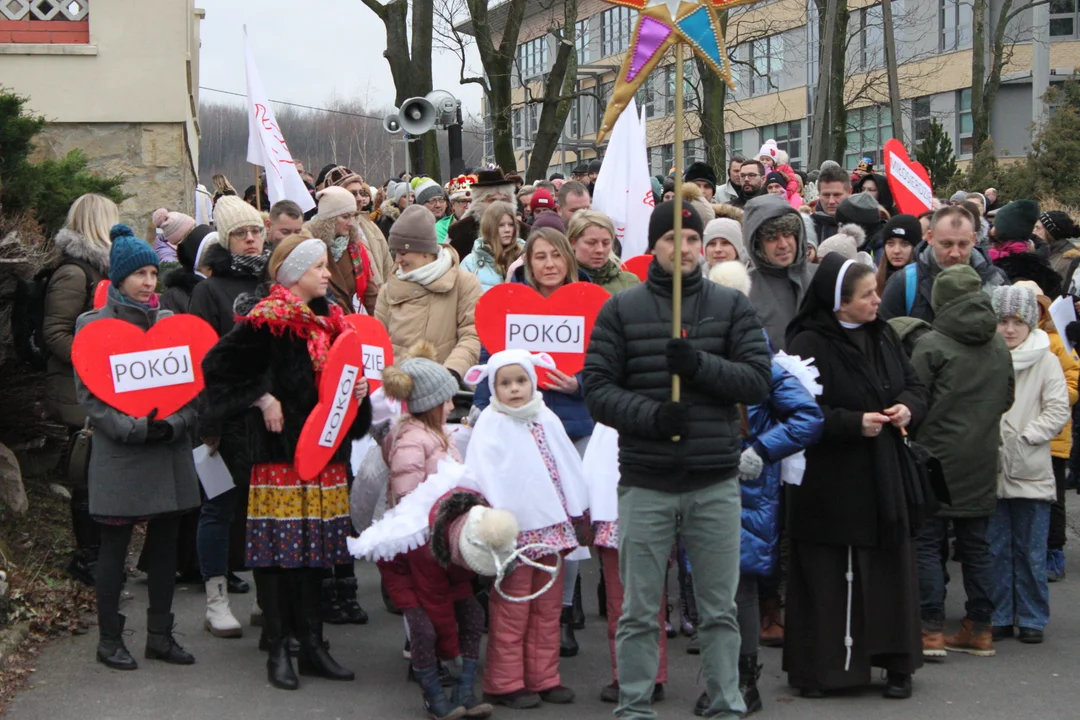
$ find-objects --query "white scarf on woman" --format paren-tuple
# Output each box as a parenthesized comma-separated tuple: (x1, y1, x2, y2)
(396, 246, 453, 286)
(1010, 327, 1050, 372)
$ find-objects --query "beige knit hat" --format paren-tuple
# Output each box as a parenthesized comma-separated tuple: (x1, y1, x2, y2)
(315, 186, 357, 221)
(214, 196, 265, 247)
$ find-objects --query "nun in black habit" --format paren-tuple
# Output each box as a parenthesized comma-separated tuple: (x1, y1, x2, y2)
(783, 253, 929, 700)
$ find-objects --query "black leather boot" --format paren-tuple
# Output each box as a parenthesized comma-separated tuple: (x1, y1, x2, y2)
(336, 577, 369, 624)
(571, 575, 585, 629)
(96, 612, 137, 670)
(296, 570, 354, 681)
(145, 612, 195, 665)
(559, 606, 579, 657)
(739, 653, 763, 715)
(68, 487, 100, 586)
(257, 570, 298, 690)
(321, 576, 348, 624)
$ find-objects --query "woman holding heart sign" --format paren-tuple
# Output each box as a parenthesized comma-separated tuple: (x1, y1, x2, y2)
(202, 234, 373, 691)
(73, 224, 201, 672)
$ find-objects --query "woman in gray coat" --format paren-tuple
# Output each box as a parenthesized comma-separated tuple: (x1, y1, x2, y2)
(74, 225, 201, 671)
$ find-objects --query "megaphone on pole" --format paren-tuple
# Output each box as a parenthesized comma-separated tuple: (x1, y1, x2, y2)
(383, 109, 403, 134)
(399, 96, 437, 135)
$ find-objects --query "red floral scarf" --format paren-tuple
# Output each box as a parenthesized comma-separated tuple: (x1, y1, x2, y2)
(243, 284, 348, 371)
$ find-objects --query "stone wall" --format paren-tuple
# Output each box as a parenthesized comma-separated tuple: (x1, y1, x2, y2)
(28, 122, 195, 232)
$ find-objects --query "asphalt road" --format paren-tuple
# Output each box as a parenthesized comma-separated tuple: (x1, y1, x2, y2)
(7, 505, 1080, 720)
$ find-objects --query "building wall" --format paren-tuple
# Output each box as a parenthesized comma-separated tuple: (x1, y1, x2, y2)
(1, 0, 202, 223)
(487, 0, 1079, 179)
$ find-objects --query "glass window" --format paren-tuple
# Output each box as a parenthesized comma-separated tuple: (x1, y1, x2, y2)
(649, 144, 675, 177)
(513, 108, 523, 149)
(518, 36, 549, 79)
(600, 6, 633, 58)
(844, 106, 891, 167)
(958, 88, 973, 155)
(758, 121, 803, 167)
(568, 96, 581, 138)
(859, 5, 884, 71)
(575, 19, 592, 63)
(940, 0, 972, 51)
(750, 35, 783, 96)
(1051, 0, 1077, 37)
(727, 131, 743, 160)
(684, 139, 705, 165)
(912, 96, 932, 144)
(598, 80, 615, 108)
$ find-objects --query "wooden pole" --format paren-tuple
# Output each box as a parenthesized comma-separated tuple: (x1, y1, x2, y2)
(881, 0, 905, 143)
(809, 0, 838, 169)
(671, 43, 684, 412)
(253, 165, 262, 211)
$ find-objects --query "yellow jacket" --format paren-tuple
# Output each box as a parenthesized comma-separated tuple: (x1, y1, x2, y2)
(1046, 328, 1079, 458)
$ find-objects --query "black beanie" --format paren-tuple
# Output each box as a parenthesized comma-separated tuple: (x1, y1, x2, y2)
(881, 214, 922, 245)
(994, 200, 1040, 241)
(764, 171, 788, 189)
(684, 161, 718, 191)
(648, 200, 705, 251)
(1040, 210, 1080, 242)
(177, 224, 213, 273)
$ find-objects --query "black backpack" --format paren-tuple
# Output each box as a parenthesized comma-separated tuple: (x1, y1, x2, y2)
(13, 259, 97, 371)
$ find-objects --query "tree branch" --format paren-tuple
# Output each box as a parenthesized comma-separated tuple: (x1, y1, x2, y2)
(358, 0, 388, 22)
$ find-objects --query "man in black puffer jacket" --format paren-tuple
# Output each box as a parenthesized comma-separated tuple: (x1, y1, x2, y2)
(583, 200, 771, 719)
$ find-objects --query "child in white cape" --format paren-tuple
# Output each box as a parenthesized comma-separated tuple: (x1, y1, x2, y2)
(464, 349, 590, 709)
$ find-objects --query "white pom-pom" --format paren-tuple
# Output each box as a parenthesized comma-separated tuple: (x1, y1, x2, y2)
(708, 261, 752, 297)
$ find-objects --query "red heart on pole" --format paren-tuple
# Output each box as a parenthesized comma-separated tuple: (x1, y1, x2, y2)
(294, 330, 363, 481)
(92, 280, 110, 309)
(71, 314, 218, 418)
(344, 314, 395, 393)
(475, 282, 611, 384)
(884, 138, 934, 216)
(620, 254, 652, 282)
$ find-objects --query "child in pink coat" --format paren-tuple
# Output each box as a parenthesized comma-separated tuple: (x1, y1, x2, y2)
(758, 139, 804, 209)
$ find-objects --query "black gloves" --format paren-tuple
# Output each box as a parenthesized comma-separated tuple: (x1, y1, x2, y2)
(657, 401, 689, 438)
(666, 338, 699, 380)
(1066, 321, 1080, 348)
(145, 409, 174, 444)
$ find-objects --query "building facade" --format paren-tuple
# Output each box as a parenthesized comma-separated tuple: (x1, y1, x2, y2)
(1, 0, 203, 228)
(476, 0, 1078, 178)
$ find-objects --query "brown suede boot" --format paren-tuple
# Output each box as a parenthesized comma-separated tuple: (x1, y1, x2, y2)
(944, 618, 995, 657)
(759, 597, 784, 648)
(922, 627, 946, 661)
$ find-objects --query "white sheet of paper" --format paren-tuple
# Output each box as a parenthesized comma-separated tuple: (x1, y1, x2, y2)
(193, 444, 234, 500)
(1049, 295, 1078, 355)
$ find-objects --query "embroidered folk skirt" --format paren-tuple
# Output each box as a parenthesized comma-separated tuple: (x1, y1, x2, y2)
(246, 462, 352, 569)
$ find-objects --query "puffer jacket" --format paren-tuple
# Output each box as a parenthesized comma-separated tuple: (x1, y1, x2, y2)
(43, 229, 110, 428)
(158, 266, 202, 313)
(383, 417, 462, 505)
(879, 242, 1007, 322)
(1045, 327, 1079, 459)
(740, 361, 823, 576)
(583, 259, 772, 493)
(187, 243, 265, 337)
(375, 248, 482, 379)
(461, 237, 521, 293)
(999, 330, 1070, 502)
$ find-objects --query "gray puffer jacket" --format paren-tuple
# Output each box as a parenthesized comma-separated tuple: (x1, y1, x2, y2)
(74, 297, 200, 519)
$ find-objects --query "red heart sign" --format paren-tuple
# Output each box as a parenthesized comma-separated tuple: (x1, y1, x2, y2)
(344, 314, 395, 393)
(884, 138, 934, 216)
(620, 254, 652, 282)
(475, 282, 611, 384)
(295, 330, 363, 480)
(92, 280, 109, 309)
(71, 314, 218, 418)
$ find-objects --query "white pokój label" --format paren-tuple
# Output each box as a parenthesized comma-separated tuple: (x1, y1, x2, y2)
(506, 314, 584, 353)
(362, 345, 386, 381)
(110, 346, 195, 393)
(318, 364, 360, 448)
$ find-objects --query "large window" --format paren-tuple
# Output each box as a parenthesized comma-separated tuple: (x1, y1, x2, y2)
(684, 139, 705, 165)
(727, 132, 744, 160)
(575, 19, 592, 63)
(856, 5, 884, 71)
(601, 6, 633, 58)
(568, 96, 581, 138)
(844, 106, 893, 168)
(750, 35, 783, 96)
(518, 36, 549, 79)
(759, 121, 802, 168)
(912, 96, 933, 145)
(958, 88, 973, 155)
(649, 144, 675, 177)
(1051, 0, 1078, 37)
(940, 0, 972, 52)
(512, 108, 524, 149)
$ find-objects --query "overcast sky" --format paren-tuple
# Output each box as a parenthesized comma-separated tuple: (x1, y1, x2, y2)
(197, 0, 484, 119)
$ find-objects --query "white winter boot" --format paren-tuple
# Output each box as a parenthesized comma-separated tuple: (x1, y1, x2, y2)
(205, 576, 243, 638)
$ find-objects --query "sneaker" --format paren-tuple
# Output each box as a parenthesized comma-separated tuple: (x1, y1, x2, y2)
(538, 685, 575, 704)
(686, 633, 700, 655)
(600, 682, 619, 703)
(483, 689, 541, 709)
(1018, 627, 1044, 644)
(945, 618, 996, 657)
(922, 628, 946, 661)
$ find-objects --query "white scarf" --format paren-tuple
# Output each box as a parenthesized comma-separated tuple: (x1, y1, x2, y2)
(582, 422, 620, 524)
(396, 246, 453, 286)
(465, 403, 589, 533)
(1010, 327, 1050, 372)
(489, 390, 546, 421)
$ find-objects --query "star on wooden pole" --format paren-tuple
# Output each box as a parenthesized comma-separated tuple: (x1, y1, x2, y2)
(595, 0, 756, 142)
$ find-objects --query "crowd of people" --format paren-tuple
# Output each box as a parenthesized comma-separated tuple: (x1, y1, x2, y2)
(37, 144, 1080, 720)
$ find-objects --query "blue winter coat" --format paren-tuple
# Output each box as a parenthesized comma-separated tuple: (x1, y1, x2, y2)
(740, 361, 823, 576)
(461, 238, 524, 293)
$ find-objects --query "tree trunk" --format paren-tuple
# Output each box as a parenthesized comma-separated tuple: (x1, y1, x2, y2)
(971, 0, 989, 153)
(828, 0, 850, 163)
(697, 11, 728, 172)
(810, 0, 837, 168)
(526, 0, 579, 183)
(466, 0, 527, 172)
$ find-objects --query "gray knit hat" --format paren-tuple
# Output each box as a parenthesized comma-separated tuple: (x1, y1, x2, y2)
(992, 284, 1039, 329)
(381, 341, 458, 414)
(389, 204, 440, 255)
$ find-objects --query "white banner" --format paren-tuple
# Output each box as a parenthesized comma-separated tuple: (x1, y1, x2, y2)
(591, 97, 654, 259)
(318, 364, 360, 448)
(110, 346, 194, 393)
(244, 27, 316, 213)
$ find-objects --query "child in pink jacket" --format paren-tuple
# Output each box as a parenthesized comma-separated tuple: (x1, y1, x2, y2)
(758, 139, 804, 209)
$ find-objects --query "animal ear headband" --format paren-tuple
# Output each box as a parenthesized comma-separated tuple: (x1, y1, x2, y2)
(463, 351, 557, 388)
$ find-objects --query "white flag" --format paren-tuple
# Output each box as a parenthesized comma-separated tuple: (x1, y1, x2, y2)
(244, 27, 315, 213)
(591, 97, 654, 259)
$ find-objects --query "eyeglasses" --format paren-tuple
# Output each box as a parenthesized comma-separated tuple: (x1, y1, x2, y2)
(740, 172, 761, 180)
(230, 226, 264, 239)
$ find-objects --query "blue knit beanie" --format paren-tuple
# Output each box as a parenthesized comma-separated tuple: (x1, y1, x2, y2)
(108, 224, 159, 286)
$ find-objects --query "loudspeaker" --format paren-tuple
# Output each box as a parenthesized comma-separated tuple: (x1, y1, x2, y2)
(383, 110, 403, 134)
(399, 96, 436, 135)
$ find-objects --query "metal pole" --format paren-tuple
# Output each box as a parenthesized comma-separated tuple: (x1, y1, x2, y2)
(403, 136, 411, 207)
(672, 43, 684, 412)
